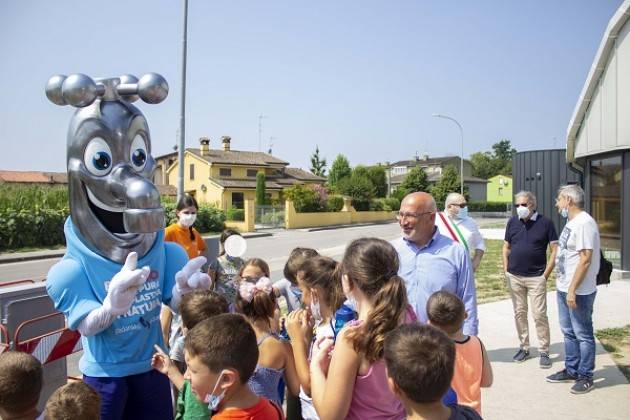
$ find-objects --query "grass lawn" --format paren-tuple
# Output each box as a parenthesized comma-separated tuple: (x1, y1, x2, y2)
(595, 325, 630, 382)
(475, 239, 556, 304)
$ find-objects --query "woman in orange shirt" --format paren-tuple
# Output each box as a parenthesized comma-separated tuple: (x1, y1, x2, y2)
(160, 195, 211, 406)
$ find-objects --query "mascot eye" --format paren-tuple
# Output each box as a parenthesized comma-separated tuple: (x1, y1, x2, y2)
(84, 137, 113, 176)
(130, 134, 148, 171)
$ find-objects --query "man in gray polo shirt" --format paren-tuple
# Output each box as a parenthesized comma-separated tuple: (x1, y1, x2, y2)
(503, 191, 558, 368)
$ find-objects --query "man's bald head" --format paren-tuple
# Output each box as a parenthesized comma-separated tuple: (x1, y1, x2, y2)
(398, 192, 438, 245)
(401, 192, 437, 213)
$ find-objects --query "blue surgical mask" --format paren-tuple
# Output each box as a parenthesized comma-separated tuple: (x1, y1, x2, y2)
(204, 372, 227, 411)
(457, 207, 468, 219)
(560, 207, 569, 219)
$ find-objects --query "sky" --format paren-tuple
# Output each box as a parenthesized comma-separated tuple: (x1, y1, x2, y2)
(0, 0, 623, 173)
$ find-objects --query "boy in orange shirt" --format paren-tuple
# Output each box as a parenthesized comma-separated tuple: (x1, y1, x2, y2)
(427, 291, 493, 415)
(184, 313, 284, 419)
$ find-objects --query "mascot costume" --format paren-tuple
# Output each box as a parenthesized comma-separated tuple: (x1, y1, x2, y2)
(45, 73, 211, 420)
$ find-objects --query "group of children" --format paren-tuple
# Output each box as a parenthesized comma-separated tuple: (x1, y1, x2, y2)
(0, 194, 494, 419)
(0, 351, 101, 419)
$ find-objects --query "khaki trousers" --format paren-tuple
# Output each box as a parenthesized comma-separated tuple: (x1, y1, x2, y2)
(506, 273, 550, 353)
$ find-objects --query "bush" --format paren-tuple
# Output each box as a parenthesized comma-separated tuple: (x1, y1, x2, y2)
(369, 199, 384, 211)
(0, 207, 69, 250)
(0, 185, 69, 211)
(326, 195, 344, 212)
(352, 198, 370, 211)
(225, 207, 245, 222)
(285, 184, 322, 213)
(383, 197, 401, 211)
(467, 201, 510, 212)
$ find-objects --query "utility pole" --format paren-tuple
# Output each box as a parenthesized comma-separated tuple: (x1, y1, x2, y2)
(177, 0, 188, 200)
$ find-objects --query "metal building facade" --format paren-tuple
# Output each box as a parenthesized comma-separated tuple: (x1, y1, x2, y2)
(512, 149, 582, 233)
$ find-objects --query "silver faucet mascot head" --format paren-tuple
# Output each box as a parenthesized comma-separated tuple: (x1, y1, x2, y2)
(45, 73, 169, 264)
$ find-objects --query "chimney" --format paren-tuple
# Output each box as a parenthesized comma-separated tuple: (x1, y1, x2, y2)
(199, 137, 210, 156)
(221, 136, 231, 151)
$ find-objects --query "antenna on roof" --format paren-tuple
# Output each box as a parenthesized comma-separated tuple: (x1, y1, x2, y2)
(268, 136, 276, 155)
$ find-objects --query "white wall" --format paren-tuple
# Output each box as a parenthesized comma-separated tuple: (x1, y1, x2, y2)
(575, 19, 630, 158)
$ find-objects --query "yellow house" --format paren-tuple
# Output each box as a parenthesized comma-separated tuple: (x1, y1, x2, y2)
(154, 136, 324, 210)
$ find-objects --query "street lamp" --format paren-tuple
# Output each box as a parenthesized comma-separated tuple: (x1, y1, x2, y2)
(432, 113, 464, 195)
(177, 0, 189, 201)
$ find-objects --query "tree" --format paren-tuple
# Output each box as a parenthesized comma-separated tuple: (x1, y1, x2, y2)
(470, 151, 498, 179)
(310, 145, 327, 177)
(470, 139, 517, 178)
(366, 166, 388, 198)
(392, 166, 428, 201)
(337, 174, 374, 211)
(256, 172, 266, 205)
(430, 165, 467, 207)
(328, 154, 352, 189)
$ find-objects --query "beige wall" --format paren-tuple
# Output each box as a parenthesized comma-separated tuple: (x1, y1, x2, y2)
(285, 200, 396, 229)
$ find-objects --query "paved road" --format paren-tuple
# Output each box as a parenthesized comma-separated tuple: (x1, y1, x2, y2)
(0, 222, 403, 284)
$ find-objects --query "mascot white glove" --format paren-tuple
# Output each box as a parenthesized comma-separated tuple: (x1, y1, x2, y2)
(78, 252, 150, 336)
(169, 256, 212, 313)
(102, 252, 151, 316)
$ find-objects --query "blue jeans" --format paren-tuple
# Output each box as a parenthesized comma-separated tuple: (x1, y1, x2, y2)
(556, 290, 596, 380)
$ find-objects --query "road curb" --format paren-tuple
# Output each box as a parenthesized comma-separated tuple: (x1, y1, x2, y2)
(297, 220, 398, 232)
(0, 231, 274, 265)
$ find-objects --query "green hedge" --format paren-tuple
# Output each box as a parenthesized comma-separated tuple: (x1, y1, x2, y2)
(326, 195, 344, 212)
(0, 208, 69, 250)
(369, 197, 400, 212)
(468, 201, 510, 212)
(226, 207, 245, 222)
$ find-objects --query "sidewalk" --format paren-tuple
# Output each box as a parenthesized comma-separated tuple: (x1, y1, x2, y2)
(480, 280, 630, 420)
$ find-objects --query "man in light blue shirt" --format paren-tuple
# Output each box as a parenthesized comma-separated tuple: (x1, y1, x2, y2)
(391, 192, 478, 335)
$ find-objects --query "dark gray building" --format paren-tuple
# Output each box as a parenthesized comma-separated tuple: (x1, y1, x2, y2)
(512, 149, 582, 237)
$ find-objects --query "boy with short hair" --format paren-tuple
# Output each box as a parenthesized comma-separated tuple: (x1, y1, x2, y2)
(427, 291, 493, 415)
(185, 313, 283, 419)
(44, 381, 101, 420)
(152, 290, 230, 419)
(384, 324, 481, 420)
(0, 351, 43, 420)
(275, 247, 319, 312)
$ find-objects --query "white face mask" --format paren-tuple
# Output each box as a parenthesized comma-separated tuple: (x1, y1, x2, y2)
(179, 213, 197, 227)
(204, 372, 227, 411)
(310, 296, 322, 322)
(516, 206, 530, 220)
(457, 206, 468, 219)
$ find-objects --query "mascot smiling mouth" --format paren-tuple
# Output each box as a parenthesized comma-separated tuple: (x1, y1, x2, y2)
(86, 186, 127, 234)
(46, 73, 169, 263)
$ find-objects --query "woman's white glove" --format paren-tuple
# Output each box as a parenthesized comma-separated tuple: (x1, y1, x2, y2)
(169, 256, 212, 312)
(102, 252, 151, 317)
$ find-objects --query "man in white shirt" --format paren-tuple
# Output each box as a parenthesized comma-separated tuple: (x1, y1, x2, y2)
(435, 192, 485, 272)
(546, 184, 600, 395)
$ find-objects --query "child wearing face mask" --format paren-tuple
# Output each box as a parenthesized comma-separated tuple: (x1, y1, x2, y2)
(234, 258, 301, 407)
(286, 256, 345, 420)
(183, 314, 284, 419)
(309, 238, 417, 420)
(160, 195, 212, 407)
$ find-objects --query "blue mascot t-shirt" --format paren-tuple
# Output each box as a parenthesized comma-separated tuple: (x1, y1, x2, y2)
(47, 218, 188, 377)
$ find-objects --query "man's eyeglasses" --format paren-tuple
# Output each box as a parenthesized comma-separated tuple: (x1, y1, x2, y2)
(396, 211, 434, 221)
(515, 203, 529, 208)
(449, 203, 467, 208)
